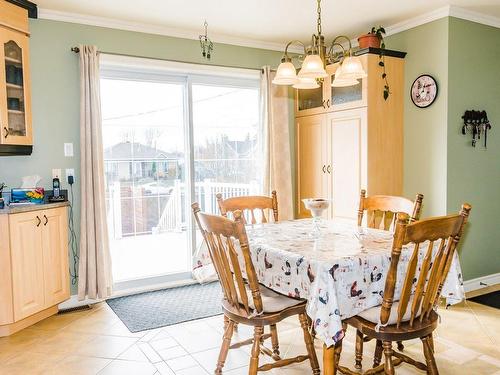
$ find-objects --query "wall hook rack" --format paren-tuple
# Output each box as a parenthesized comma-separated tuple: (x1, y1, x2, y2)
(461, 110, 492, 148)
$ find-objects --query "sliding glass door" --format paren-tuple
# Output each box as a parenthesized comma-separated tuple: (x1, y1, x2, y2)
(100, 62, 261, 290)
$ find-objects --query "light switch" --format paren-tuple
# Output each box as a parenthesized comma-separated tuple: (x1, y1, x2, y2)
(64, 143, 74, 157)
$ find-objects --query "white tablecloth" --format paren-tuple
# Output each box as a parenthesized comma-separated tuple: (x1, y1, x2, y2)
(194, 219, 465, 347)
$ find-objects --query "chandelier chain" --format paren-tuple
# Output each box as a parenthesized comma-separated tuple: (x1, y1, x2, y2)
(316, 0, 322, 35)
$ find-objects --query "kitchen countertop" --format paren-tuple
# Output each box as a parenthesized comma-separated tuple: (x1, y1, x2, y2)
(0, 201, 70, 215)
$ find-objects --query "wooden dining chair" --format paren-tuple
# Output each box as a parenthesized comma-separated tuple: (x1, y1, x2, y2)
(357, 189, 424, 231)
(331, 203, 471, 375)
(356, 190, 424, 360)
(192, 203, 320, 375)
(216, 190, 278, 224)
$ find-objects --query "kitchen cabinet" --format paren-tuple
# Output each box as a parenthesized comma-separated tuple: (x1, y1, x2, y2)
(0, 204, 70, 336)
(295, 49, 405, 220)
(0, 0, 33, 154)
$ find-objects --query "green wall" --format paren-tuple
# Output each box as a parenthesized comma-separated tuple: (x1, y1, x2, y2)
(386, 18, 449, 217)
(0, 19, 284, 294)
(387, 17, 500, 280)
(447, 18, 500, 280)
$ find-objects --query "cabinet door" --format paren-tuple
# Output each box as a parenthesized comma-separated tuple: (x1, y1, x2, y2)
(9, 212, 45, 320)
(325, 60, 367, 113)
(0, 28, 32, 145)
(295, 79, 327, 117)
(327, 108, 367, 219)
(296, 114, 329, 218)
(41, 207, 70, 307)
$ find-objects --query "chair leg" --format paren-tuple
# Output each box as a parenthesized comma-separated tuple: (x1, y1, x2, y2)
(355, 329, 363, 370)
(270, 324, 280, 359)
(373, 339, 383, 368)
(383, 341, 394, 375)
(216, 318, 235, 374)
(299, 313, 320, 375)
(249, 326, 263, 375)
(422, 335, 439, 375)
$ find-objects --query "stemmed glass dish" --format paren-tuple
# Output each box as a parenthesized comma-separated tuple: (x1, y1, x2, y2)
(302, 198, 331, 238)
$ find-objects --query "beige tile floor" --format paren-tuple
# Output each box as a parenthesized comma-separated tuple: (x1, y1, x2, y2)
(0, 299, 498, 374)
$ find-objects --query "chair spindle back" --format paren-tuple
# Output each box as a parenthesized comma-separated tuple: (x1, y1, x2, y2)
(380, 203, 471, 329)
(357, 189, 424, 231)
(216, 191, 278, 224)
(192, 202, 263, 316)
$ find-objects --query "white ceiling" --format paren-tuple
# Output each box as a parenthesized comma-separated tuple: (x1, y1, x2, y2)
(35, 0, 500, 48)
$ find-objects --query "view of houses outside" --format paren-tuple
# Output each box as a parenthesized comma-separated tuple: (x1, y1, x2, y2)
(100, 76, 261, 281)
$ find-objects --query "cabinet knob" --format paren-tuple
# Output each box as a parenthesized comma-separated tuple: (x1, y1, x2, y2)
(3, 127, 8, 138)
(43, 215, 48, 226)
(327, 165, 332, 174)
(322, 165, 326, 173)
(36, 216, 41, 227)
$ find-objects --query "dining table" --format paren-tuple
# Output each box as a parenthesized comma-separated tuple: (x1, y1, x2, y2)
(194, 218, 465, 372)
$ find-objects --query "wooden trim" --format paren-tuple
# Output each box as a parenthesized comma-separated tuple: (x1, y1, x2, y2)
(0, 215, 13, 326)
(0, 0, 30, 35)
(0, 305, 58, 337)
(5, 0, 37, 19)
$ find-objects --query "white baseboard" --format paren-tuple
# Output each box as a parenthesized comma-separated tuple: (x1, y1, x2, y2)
(463, 273, 500, 293)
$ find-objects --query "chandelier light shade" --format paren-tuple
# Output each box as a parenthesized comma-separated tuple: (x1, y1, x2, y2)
(273, 61, 299, 85)
(293, 77, 320, 89)
(337, 56, 367, 80)
(297, 54, 328, 79)
(272, 0, 367, 90)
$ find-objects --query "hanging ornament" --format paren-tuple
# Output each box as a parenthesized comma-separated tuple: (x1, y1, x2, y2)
(199, 20, 214, 60)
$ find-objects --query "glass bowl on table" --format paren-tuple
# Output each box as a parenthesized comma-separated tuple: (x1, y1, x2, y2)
(302, 198, 331, 238)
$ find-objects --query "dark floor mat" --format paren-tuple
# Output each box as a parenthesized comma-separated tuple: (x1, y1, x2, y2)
(107, 282, 222, 332)
(469, 290, 500, 309)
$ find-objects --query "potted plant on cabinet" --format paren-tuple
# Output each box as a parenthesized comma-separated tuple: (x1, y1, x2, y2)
(358, 26, 390, 100)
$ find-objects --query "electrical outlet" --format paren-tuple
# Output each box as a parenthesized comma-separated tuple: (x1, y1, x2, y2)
(64, 143, 74, 157)
(65, 169, 74, 181)
(52, 169, 62, 179)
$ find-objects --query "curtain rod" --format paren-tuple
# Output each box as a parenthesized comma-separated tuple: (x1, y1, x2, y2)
(70, 47, 275, 73)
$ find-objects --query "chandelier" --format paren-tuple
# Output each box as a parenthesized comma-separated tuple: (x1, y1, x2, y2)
(273, 0, 366, 89)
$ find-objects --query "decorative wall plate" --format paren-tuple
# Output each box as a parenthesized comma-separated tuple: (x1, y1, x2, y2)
(410, 74, 438, 108)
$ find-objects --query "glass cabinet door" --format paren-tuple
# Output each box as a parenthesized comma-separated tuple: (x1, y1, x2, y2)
(296, 82, 324, 111)
(326, 63, 366, 111)
(1, 29, 32, 145)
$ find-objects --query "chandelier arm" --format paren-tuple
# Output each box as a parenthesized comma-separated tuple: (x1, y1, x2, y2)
(282, 40, 307, 62)
(327, 42, 347, 63)
(330, 35, 353, 56)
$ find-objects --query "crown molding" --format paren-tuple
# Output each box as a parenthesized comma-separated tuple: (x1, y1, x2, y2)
(449, 5, 500, 29)
(37, 8, 302, 54)
(37, 5, 500, 55)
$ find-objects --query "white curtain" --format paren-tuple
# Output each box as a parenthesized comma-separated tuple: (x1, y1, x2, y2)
(77, 45, 113, 300)
(260, 66, 294, 220)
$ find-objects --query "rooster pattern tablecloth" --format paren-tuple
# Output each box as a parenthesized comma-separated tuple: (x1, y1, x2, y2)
(194, 219, 464, 347)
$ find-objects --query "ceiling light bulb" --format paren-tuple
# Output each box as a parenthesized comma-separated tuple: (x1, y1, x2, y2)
(298, 54, 328, 79)
(338, 56, 367, 80)
(293, 77, 320, 89)
(272, 61, 298, 85)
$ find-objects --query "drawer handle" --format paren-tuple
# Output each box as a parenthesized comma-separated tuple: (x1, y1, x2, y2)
(3, 127, 9, 138)
(36, 216, 41, 227)
(43, 215, 48, 226)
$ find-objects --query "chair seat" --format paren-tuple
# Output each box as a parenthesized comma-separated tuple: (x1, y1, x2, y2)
(358, 296, 420, 325)
(239, 283, 305, 313)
